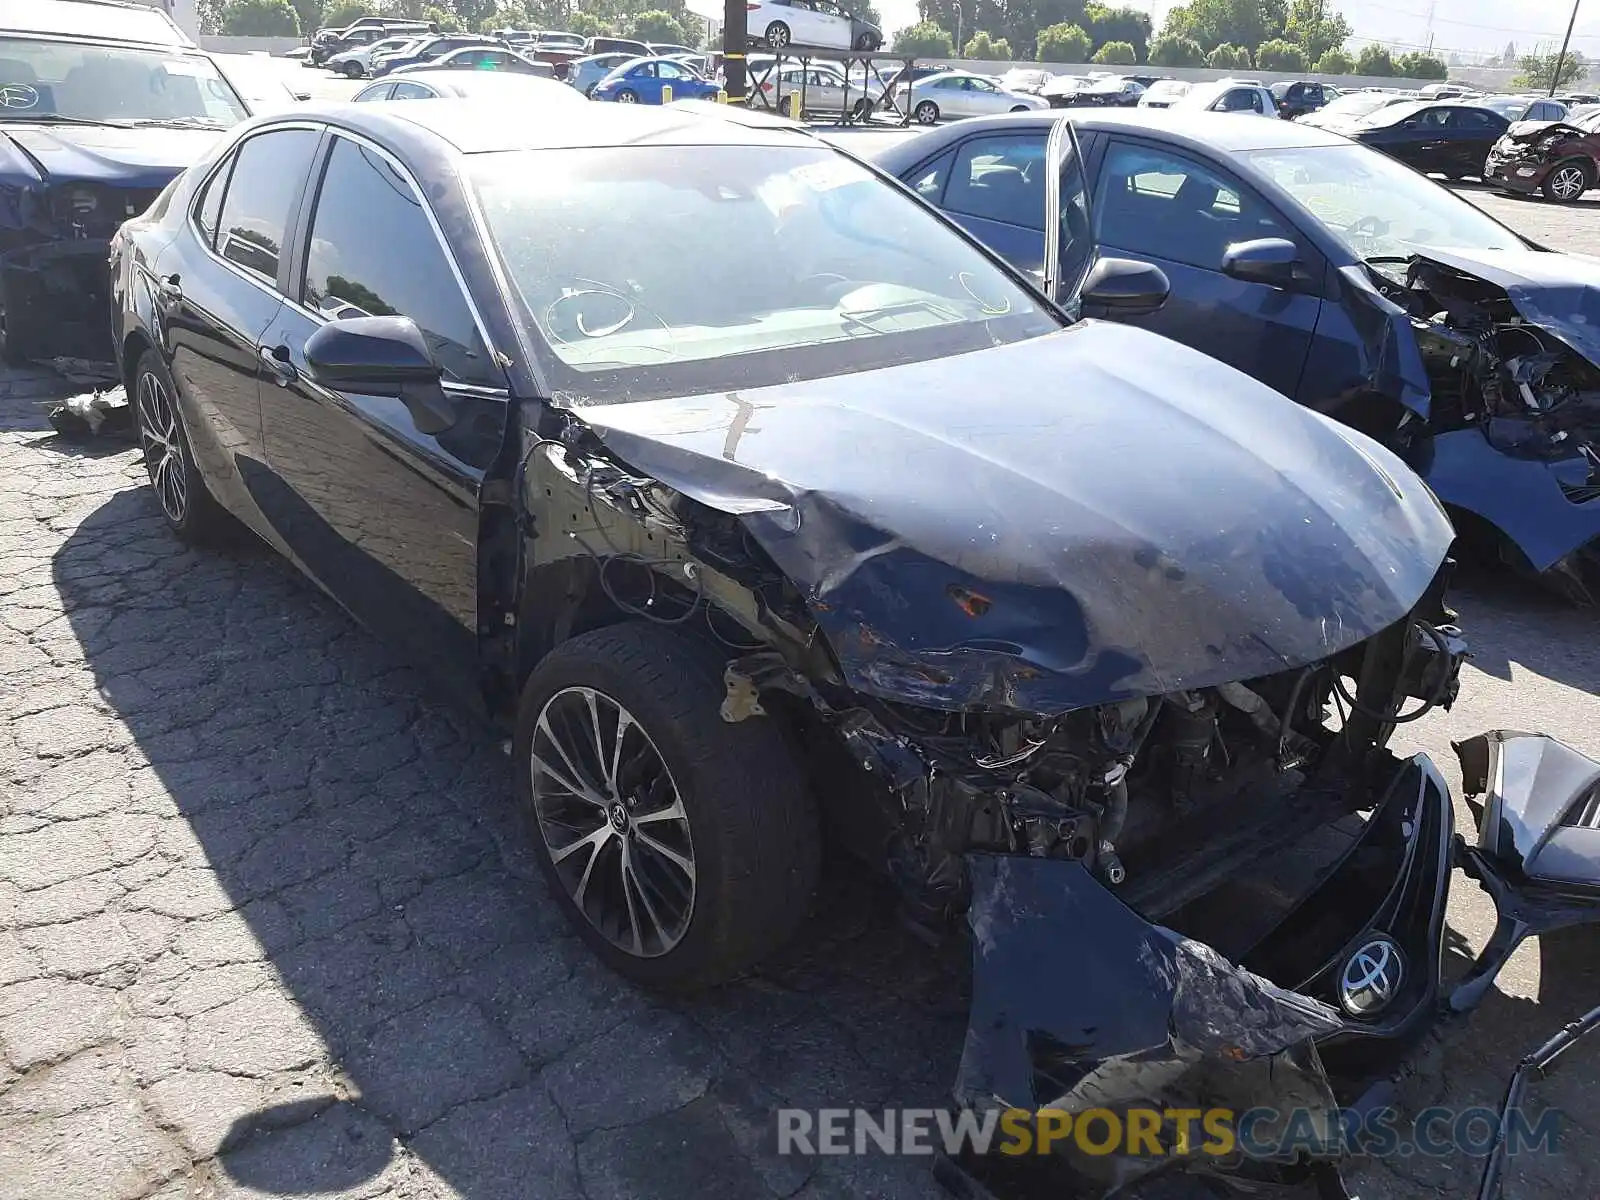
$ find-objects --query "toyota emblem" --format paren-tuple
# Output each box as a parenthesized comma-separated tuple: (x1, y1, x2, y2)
(1338, 936, 1405, 1017)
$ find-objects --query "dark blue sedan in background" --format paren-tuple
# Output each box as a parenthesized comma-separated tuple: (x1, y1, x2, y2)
(874, 110, 1600, 602)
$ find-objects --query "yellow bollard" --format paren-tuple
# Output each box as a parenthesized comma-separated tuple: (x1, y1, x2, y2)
(661, 84, 672, 104)
(717, 89, 727, 103)
(786, 91, 801, 120)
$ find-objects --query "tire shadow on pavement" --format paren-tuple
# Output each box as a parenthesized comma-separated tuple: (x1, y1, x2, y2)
(46, 485, 967, 1200)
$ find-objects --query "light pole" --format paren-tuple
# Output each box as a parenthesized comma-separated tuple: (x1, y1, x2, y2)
(1551, 0, 1582, 97)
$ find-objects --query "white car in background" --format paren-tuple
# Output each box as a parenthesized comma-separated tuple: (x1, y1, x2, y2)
(745, 0, 882, 52)
(1139, 79, 1190, 108)
(1174, 80, 1280, 116)
(907, 71, 1048, 123)
(324, 35, 418, 79)
(998, 67, 1053, 96)
(756, 62, 888, 117)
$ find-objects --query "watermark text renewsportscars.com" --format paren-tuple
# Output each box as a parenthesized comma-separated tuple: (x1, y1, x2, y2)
(775, 1106, 1562, 1160)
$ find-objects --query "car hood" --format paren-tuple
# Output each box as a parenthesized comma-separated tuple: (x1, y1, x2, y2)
(0, 124, 224, 188)
(1504, 118, 1590, 142)
(1411, 245, 1600, 366)
(575, 321, 1454, 713)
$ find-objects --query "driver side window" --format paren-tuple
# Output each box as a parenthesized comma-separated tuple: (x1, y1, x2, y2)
(1093, 140, 1293, 272)
(301, 137, 499, 388)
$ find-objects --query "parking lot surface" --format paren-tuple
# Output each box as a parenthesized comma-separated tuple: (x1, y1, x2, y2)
(1, 87, 1599, 1199)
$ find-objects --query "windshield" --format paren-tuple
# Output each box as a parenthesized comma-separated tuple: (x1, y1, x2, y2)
(472, 144, 1058, 405)
(1146, 80, 1187, 98)
(1247, 144, 1521, 260)
(0, 37, 247, 127)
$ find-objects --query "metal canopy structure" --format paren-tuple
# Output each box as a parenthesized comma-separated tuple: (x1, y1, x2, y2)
(741, 46, 918, 127)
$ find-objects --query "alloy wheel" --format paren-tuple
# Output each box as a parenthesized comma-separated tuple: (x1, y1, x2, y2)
(136, 370, 188, 525)
(616, 89, 638, 103)
(530, 686, 696, 958)
(766, 22, 790, 48)
(1552, 165, 1587, 200)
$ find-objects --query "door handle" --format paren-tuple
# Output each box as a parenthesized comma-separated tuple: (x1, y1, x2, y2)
(157, 273, 181, 302)
(258, 343, 298, 385)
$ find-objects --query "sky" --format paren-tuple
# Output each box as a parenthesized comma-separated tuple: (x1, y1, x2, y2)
(869, 0, 1600, 57)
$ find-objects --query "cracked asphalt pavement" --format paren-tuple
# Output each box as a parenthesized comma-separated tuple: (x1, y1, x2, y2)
(2, 197, 1599, 1200)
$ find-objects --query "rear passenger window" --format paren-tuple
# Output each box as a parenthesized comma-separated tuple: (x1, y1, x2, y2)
(302, 136, 497, 387)
(192, 161, 229, 248)
(943, 134, 1047, 231)
(214, 129, 320, 282)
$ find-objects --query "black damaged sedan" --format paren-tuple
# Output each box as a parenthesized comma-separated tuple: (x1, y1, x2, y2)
(110, 100, 1600, 1195)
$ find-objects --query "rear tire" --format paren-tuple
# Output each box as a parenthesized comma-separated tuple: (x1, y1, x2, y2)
(765, 20, 791, 49)
(1543, 161, 1591, 203)
(854, 31, 880, 51)
(515, 623, 821, 991)
(343, 61, 364, 78)
(132, 350, 237, 546)
(915, 100, 938, 124)
(615, 88, 639, 103)
(1009, 104, 1028, 112)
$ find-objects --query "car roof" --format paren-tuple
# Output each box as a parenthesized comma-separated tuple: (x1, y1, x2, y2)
(872, 108, 1351, 174)
(0, 0, 193, 47)
(276, 98, 812, 155)
(394, 71, 577, 98)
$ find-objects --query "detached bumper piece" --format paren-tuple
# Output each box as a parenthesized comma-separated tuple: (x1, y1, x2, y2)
(954, 854, 1349, 1197)
(1449, 731, 1600, 1013)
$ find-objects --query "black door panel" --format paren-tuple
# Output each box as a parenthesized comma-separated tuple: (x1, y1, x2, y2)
(257, 134, 507, 704)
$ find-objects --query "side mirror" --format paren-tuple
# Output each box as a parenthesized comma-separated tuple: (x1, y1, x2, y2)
(1078, 256, 1170, 319)
(304, 315, 457, 434)
(1221, 237, 1303, 289)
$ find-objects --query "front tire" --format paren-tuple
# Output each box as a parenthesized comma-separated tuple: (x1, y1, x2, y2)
(915, 99, 938, 124)
(343, 61, 364, 78)
(515, 623, 820, 991)
(1544, 161, 1591, 203)
(132, 350, 235, 545)
(765, 20, 791, 49)
(1009, 104, 1028, 112)
(854, 31, 880, 50)
(851, 96, 873, 120)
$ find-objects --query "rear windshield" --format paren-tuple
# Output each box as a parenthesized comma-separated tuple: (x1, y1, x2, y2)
(472, 143, 1057, 405)
(1359, 100, 1431, 127)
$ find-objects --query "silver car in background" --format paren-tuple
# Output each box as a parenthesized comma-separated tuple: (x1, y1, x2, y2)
(757, 62, 887, 118)
(907, 71, 1048, 124)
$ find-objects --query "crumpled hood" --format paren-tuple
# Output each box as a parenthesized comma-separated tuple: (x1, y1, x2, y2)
(1503, 118, 1589, 142)
(1412, 246, 1600, 367)
(0, 124, 223, 189)
(576, 322, 1454, 713)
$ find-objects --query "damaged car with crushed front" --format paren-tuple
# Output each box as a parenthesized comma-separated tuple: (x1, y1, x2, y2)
(0, 0, 250, 362)
(110, 101, 1600, 1197)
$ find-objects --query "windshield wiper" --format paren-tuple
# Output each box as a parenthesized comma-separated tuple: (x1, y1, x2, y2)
(125, 117, 230, 129)
(0, 113, 135, 128)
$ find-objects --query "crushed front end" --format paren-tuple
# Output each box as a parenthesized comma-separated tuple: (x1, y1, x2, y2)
(1367, 249, 1600, 603)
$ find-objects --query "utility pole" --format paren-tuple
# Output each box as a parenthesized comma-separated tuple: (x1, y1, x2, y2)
(1552, 0, 1582, 96)
(723, 0, 747, 101)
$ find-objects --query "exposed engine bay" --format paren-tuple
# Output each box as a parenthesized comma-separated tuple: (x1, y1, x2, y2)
(1380, 257, 1600, 471)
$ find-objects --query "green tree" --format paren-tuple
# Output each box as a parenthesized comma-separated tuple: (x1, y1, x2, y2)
(1205, 41, 1251, 69)
(1083, 4, 1149, 60)
(221, 0, 301, 34)
(1091, 39, 1135, 64)
(1254, 37, 1305, 71)
(630, 9, 687, 42)
(1353, 43, 1396, 76)
(1161, 0, 1285, 53)
(894, 20, 955, 55)
(1513, 50, 1588, 92)
(564, 10, 607, 37)
(1395, 51, 1447, 80)
(1148, 34, 1203, 66)
(322, 1, 374, 27)
(1035, 21, 1092, 61)
(963, 31, 1013, 59)
(1312, 47, 1351, 74)
(422, 5, 462, 30)
(290, 0, 323, 33)
(1283, 0, 1348, 64)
